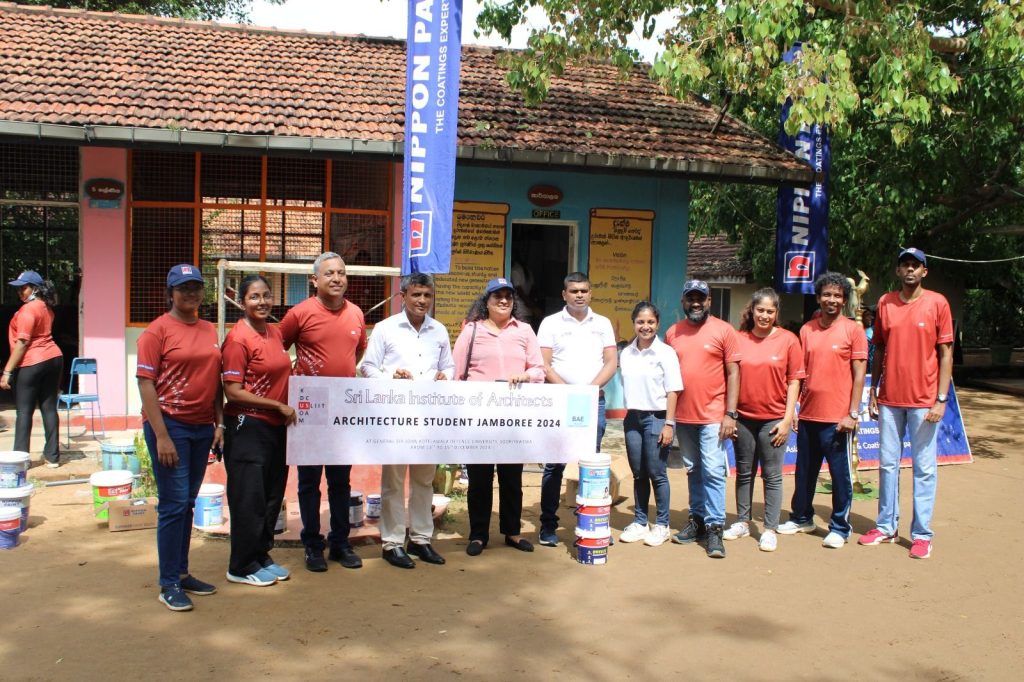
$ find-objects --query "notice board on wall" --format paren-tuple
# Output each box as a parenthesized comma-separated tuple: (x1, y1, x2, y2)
(434, 201, 509, 345)
(588, 208, 654, 342)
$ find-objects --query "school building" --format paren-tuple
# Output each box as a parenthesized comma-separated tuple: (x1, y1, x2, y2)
(0, 2, 810, 424)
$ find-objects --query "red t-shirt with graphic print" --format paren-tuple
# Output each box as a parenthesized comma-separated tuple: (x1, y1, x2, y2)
(278, 297, 367, 378)
(222, 321, 292, 425)
(136, 313, 221, 424)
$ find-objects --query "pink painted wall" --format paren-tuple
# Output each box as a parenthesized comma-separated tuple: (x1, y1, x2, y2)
(79, 147, 129, 422)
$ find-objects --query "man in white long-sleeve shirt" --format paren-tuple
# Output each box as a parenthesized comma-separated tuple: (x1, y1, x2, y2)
(361, 273, 454, 568)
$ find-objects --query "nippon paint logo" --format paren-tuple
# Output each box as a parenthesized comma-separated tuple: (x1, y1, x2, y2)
(409, 211, 432, 257)
(296, 386, 329, 426)
(784, 251, 815, 283)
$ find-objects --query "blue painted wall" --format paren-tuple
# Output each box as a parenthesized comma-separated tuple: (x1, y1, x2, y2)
(456, 165, 689, 410)
(455, 165, 689, 324)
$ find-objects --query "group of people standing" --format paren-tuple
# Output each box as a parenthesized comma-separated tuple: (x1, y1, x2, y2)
(123, 244, 951, 612)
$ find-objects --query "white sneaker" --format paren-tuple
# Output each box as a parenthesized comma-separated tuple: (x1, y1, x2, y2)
(777, 520, 816, 535)
(723, 521, 750, 541)
(619, 522, 649, 543)
(644, 524, 671, 547)
(759, 529, 778, 552)
(822, 531, 846, 549)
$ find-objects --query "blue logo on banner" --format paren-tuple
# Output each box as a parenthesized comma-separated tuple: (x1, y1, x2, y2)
(566, 394, 591, 427)
(774, 42, 830, 294)
(401, 0, 464, 275)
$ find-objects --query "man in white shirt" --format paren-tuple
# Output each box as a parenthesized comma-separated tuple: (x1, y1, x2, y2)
(361, 273, 454, 568)
(536, 272, 618, 547)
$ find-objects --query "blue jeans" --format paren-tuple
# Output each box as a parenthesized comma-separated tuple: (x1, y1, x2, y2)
(144, 415, 213, 587)
(791, 421, 852, 537)
(624, 410, 670, 526)
(540, 397, 606, 531)
(676, 423, 727, 525)
(876, 406, 938, 540)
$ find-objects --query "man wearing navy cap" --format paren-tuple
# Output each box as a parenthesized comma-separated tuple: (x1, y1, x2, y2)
(665, 280, 741, 558)
(860, 248, 953, 559)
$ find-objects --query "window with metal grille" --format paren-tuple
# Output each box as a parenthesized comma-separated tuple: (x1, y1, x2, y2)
(0, 142, 80, 306)
(128, 150, 393, 325)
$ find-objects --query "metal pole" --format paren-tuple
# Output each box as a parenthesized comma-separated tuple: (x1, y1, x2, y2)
(217, 258, 227, 342)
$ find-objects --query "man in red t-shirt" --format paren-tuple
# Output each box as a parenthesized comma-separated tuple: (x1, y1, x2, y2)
(778, 272, 867, 550)
(859, 248, 953, 559)
(665, 280, 741, 559)
(279, 252, 367, 573)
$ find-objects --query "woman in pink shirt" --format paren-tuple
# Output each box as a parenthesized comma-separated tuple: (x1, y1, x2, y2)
(453, 277, 544, 557)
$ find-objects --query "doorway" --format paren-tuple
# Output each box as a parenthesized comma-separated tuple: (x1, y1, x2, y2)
(510, 220, 576, 330)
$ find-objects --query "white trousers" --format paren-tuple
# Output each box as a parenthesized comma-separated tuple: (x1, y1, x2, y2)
(380, 464, 436, 549)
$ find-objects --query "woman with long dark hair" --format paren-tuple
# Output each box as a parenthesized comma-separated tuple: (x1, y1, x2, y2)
(725, 287, 804, 552)
(2, 271, 63, 467)
(452, 277, 544, 557)
(221, 275, 296, 587)
(137, 264, 224, 611)
(617, 301, 682, 547)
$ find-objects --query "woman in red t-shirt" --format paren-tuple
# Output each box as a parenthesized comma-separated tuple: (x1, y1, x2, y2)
(2, 271, 63, 467)
(221, 275, 296, 587)
(137, 264, 224, 612)
(726, 288, 805, 552)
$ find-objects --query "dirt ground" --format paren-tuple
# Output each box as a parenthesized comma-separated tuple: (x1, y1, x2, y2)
(3, 387, 1023, 681)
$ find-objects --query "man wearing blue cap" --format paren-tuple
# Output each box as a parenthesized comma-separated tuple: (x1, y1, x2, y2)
(860, 248, 953, 560)
(666, 280, 741, 558)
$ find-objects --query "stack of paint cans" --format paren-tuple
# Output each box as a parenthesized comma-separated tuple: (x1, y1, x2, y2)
(574, 454, 612, 565)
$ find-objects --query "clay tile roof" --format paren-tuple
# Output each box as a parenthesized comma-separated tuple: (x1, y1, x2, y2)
(687, 234, 752, 280)
(0, 2, 809, 183)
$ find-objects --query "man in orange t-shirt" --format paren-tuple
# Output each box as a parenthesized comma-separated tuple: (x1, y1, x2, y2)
(859, 248, 953, 560)
(778, 272, 867, 549)
(665, 280, 741, 559)
(279, 252, 367, 573)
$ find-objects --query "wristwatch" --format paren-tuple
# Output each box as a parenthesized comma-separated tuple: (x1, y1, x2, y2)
(849, 410, 859, 420)
(936, 394, 948, 403)
(725, 410, 739, 419)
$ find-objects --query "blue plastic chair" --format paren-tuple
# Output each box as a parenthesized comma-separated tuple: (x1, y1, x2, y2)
(58, 358, 105, 444)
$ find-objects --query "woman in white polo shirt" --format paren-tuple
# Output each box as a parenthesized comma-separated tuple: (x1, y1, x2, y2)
(617, 301, 683, 546)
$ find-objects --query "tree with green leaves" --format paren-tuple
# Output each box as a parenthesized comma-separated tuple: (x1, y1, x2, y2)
(17, 1, 281, 22)
(477, 2, 1024, 342)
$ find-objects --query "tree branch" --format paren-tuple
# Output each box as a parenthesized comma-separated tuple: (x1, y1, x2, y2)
(810, 0, 970, 54)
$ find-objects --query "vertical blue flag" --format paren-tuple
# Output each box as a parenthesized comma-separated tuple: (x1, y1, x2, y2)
(402, 0, 463, 275)
(775, 42, 830, 294)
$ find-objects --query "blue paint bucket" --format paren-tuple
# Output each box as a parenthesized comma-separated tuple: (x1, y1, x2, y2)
(574, 530, 611, 565)
(0, 483, 34, 533)
(574, 499, 611, 535)
(578, 455, 611, 502)
(101, 439, 141, 475)
(0, 451, 30, 489)
(0, 506, 23, 549)
(194, 483, 224, 528)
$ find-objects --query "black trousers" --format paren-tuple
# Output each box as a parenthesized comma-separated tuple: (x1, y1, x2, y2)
(224, 415, 289, 576)
(13, 355, 63, 464)
(466, 463, 523, 544)
(297, 464, 352, 552)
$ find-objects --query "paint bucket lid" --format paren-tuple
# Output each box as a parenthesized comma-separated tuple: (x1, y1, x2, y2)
(578, 454, 612, 467)
(90, 470, 133, 487)
(198, 483, 224, 496)
(576, 495, 612, 506)
(100, 439, 136, 452)
(0, 484, 34, 499)
(366, 493, 380, 501)
(574, 527, 612, 539)
(0, 451, 30, 464)
(0, 506, 24, 521)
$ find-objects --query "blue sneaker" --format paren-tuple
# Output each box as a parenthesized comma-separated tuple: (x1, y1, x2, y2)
(261, 562, 290, 581)
(538, 529, 559, 547)
(159, 585, 194, 612)
(226, 568, 277, 587)
(180, 574, 217, 595)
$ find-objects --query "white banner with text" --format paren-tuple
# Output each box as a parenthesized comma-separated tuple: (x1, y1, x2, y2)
(287, 378, 599, 465)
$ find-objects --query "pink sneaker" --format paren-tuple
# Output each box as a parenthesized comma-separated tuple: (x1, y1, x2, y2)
(858, 528, 898, 546)
(909, 539, 932, 559)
